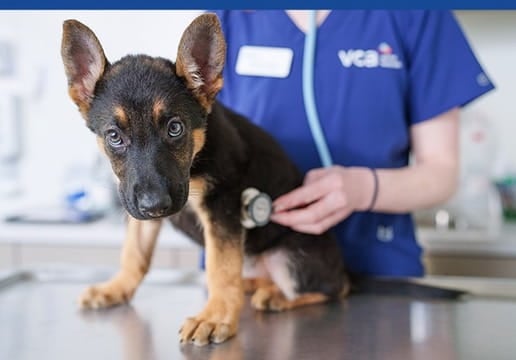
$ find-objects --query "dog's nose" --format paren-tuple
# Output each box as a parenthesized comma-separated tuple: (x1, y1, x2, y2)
(138, 193, 172, 218)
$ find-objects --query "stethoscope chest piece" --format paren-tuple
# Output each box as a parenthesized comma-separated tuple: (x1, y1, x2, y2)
(241, 187, 272, 229)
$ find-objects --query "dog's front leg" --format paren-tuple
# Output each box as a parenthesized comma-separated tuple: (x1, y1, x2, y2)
(78, 216, 162, 309)
(179, 222, 244, 346)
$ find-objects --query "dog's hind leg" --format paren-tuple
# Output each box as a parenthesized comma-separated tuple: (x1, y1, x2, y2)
(251, 283, 328, 311)
(249, 250, 330, 311)
(78, 217, 162, 309)
(242, 255, 275, 294)
(243, 278, 275, 294)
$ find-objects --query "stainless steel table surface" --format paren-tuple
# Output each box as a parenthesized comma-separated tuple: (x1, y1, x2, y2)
(1, 268, 516, 360)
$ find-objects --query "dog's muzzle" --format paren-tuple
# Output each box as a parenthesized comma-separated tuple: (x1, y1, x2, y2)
(137, 192, 173, 218)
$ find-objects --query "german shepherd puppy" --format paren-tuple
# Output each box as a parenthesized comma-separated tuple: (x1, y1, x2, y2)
(61, 14, 462, 347)
(61, 14, 349, 346)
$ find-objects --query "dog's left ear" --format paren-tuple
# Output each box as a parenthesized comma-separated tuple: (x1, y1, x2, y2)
(61, 19, 108, 116)
(176, 13, 226, 112)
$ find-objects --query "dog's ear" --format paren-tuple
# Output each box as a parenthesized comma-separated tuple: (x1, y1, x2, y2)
(176, 13, 226, 112)
(61, 20, 108, 116)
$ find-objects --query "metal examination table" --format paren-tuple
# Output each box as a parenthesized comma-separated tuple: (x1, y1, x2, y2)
(1, 267, 516, 360)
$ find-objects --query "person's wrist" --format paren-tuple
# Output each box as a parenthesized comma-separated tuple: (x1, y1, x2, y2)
(366, 168, 379, 211)
(350, 167, 378, 211)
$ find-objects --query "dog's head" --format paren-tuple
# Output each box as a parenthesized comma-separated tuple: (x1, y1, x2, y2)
(61, 14, 225, 220)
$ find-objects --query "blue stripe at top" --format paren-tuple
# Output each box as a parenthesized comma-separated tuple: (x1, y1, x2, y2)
(2, 0, 516, 10)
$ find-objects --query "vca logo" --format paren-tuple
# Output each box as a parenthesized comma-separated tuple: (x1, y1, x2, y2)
(338, 43, 403, 69)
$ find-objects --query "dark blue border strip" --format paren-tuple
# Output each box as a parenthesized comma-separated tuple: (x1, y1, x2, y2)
(2, 0, 516, 10)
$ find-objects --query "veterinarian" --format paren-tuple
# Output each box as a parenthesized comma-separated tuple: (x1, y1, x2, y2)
(213, 10, 494, 276)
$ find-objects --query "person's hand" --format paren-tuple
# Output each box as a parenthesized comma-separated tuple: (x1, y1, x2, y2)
(270, 166, 375, 234)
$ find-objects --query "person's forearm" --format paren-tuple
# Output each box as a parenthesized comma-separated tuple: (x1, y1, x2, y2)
(368, 163, 458, 213)
(366, 107, 460, 213)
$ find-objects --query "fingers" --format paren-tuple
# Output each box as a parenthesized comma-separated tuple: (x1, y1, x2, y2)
(272, 166, 359, 234)
(292, 208, 351, 235)
(271, 193, 351, 234)
(273, 176, 330, 212)
(273, 168, 340, 212)
(272, 192, 341, 224)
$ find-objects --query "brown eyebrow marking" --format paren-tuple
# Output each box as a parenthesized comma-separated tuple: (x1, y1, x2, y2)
(152, 98, 166, 125)
(114, 106, 129, 128)
(192, 128, 206, 159)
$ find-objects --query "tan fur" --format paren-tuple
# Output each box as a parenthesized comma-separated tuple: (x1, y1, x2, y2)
(68, 87, 91, 117)
(179, 240, 244, 345)
(243, 278, 275, 294)
(185, 130, 207, 197)
(251, 283, 328, 311)
(114, 105, 129, 128)
(199, 77, 223, 112)
(189, 77, 224, 112)
(188, 177, 207, 204)
(96, 137, 106, 155)
(192, 128, 206, 158)
(78, 217, 162, 308)
(152, 99, 165, 125)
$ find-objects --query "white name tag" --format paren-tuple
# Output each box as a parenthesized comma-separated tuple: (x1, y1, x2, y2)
(235, 46, 293, 78)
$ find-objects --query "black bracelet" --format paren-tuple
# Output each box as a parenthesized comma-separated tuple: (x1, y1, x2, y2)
(367, 168, 379, 211)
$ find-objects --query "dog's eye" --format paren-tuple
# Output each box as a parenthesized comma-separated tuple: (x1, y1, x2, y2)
(167, 119, 184, 138)
(106, 129, 124, 147)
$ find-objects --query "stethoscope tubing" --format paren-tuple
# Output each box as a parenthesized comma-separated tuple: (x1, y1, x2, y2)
(302, 10, 333, 168)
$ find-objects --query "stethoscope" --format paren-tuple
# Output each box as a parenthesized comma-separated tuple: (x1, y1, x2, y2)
(241, 10, 332, 229)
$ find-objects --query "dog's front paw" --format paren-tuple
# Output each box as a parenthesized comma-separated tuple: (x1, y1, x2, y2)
(179, 317, 233, 346)
(78, 281, 135, 309)
(179, 298, 241, 346)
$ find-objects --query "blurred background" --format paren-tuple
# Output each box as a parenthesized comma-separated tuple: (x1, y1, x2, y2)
(1, 10, 516, 277)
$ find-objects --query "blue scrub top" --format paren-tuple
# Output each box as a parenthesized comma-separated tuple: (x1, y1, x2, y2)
(213, 10, 494, 276)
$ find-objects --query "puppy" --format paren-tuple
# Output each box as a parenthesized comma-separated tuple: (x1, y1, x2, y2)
(60, 13, 355, 346)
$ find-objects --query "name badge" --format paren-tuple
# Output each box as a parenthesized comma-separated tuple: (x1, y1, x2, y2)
(235, 46, 293, 78)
